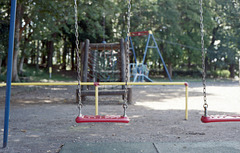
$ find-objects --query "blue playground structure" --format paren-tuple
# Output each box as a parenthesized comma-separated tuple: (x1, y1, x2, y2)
(129, 63, 153, 82)
(127, 31, 172, 82)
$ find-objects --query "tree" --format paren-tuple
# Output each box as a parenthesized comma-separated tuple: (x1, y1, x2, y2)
(0, 1, 10, 76)
(1, 0, 239, 81)
(206, 0, 240, 78)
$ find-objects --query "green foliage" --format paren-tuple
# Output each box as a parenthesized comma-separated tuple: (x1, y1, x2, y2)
(0, 75, 5, 82)
(19, 65, 74, 82)
(0, 1, 10, 58)
(213, 70, 230, 78)
(0, 0, 240, 80)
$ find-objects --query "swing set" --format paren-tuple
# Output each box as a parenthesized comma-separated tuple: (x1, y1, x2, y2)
(73, 0, 186, 123)
(128, 31, 172, 82)
(2, 0, 239, 148)
(71, 0, 240, 123)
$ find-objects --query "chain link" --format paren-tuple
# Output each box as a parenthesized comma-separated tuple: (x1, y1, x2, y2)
(199, 0, 208, 116)
(123, 0, 131, 116)
(74, 0, 83, 117)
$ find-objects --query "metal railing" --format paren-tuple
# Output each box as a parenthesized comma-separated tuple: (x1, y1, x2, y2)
(0, 82, 189, 120)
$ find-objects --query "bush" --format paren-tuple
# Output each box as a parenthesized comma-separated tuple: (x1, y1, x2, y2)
(149, 69, 202, 78)
(212, 70, 230, 78)
(172, 70, 202, 78)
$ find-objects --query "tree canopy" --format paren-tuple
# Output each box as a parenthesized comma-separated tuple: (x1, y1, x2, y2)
(1, 0, 240, 81)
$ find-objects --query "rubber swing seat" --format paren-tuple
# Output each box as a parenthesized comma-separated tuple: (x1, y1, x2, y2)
(201, 115, 240, 123)
(75, 115, 130, 123)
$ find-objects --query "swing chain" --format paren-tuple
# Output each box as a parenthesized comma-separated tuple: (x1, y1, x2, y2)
(199, 0, 208, 116)
(74, 0, 83, 116)
(123, 0, 131, 117)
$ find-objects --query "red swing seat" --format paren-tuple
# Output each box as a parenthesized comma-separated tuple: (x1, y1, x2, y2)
(76, 115, 130, 123)
(201, 115, 240, 123)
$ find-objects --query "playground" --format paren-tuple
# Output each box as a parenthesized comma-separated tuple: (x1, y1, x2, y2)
(0, 80, 240, 152)
(1, 0, 240, 152)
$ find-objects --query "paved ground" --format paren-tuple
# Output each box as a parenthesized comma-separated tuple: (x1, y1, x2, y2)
(0, 80, 239, 153)
(60, 141, 240, 153)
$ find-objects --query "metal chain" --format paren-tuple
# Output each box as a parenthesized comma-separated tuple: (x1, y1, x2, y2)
(102, 12, 106, 42)
(74, 0, 83, 117)
(123, 0, 131, 117)
(199, 0, 208, 116)
(102, 0, 106, 42)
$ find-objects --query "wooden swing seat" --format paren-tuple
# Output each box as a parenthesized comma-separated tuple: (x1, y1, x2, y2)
(76, 115, 130, 123)
(201, 115, 240, 123)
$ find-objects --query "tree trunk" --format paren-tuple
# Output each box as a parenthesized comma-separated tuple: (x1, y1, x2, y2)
(36, 40, 40, 72)
(12, 42, 20, 81)
(31, 49, 35, 64)
(187, 50, 191, 69)
(41, 41, 46, 65)
(42, 54, 46, 65)
(205, 56, 208, 77)
(62, 39, 68, 70)
(229, 64, 235, 78)
(56, 48, 61, 64)
(157, 60, 160, 75)
(207, 25, 219, 73)
(47, 41, 54, 69)
(168, 62, 172, 78)
(12, 3, 24, 82)
(0, 57, 2, 75)
(71, 42, 75, 71)
(19, 55, 25, 75)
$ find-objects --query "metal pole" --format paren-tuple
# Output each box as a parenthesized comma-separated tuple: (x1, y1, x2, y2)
(141, 34, 151, 64)
(0, 82, 189, 87)
(129, 37, 137, 63)
(0, 81, 189, 120)
(185, 84, 188, 120)
(151, 34, 172, 81)
(3, 0, 17, 148)
(95, 85, 98, 115)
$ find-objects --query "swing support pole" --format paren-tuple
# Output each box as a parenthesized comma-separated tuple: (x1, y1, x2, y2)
(3, 0, 17, 148)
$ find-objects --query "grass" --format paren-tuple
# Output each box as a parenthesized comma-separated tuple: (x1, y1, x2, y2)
(151, 76, 239, 83)
(18, 66, 75, 82)
(1, 64, 238, 83)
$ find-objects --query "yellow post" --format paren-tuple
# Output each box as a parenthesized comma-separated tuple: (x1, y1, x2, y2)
(95, 85, 98, 115)
(185, 84, 188, 120)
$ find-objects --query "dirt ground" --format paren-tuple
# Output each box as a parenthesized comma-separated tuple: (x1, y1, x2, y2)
(0, 80, 240, 153)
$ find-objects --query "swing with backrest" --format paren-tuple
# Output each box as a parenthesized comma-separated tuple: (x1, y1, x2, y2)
(74, 0, 131, 123)
(199, 0, 240, 123)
